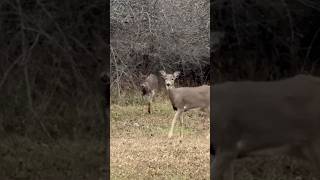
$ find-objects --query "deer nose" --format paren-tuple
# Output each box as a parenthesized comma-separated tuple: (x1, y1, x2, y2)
(166, 83, 170, 86)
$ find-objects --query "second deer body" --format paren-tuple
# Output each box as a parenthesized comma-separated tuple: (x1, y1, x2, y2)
(141, 74, 158, 114)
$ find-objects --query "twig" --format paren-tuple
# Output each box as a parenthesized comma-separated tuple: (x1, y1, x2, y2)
(0, 56, 21, 90)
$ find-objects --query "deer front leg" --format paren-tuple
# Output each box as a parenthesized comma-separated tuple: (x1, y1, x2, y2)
(206, 109, 210, 139)
(168, 109, 182, 138)
(180, 113, 184, 138)
(206, 116, 210, 139)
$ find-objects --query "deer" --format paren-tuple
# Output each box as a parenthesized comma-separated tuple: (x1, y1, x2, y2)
(212, 74, 320, 180)
(140, 73, 159, 114)
(159, 70, 210, 139)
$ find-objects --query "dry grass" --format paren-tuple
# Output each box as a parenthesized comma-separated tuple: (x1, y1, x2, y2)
(110, 95, 210, 180)
(111, 93, 318, 180)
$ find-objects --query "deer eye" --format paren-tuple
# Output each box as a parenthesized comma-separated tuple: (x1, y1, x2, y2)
(172, 78, 174, 80)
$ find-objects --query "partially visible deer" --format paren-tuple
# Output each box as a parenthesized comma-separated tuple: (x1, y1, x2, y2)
(212, 74, 320, 180)
(159, 70, 210, 138)
(140, 73, 159, 114)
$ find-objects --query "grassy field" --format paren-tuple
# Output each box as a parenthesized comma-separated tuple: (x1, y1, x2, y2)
(110, 95, 210, 180)
(110, 93, 320, 180)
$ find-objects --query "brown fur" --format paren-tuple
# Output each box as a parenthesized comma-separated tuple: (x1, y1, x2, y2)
(168, 85, 210, 112)
(159, 70, 210, 138)
(141, 74, 158, 114)
(212, 74, 320, 180)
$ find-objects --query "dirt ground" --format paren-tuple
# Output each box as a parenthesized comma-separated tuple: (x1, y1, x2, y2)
(110, 98, 210, 180)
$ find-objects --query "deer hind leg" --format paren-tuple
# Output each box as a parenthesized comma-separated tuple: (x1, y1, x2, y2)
(148, 101, 151, 114)
(151, 90, 156, 102)
(213, 150, 236, 180)
(168, 109, 182, 138)
(147, 90, 156, 114)
(146, 94, 152, 114)
(302, 141, 320, 178)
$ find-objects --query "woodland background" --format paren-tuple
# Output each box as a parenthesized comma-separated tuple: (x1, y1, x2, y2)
(0, 0, 319, 179)
(110, 1, 210, 179)
(110, 0, 210, 102)
(213, 0, 320, 81)
(0, 0, 107, 179)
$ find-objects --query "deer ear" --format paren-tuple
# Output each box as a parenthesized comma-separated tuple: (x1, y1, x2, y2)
(159, 70, 166, 78)
(173, 71, 180, 78)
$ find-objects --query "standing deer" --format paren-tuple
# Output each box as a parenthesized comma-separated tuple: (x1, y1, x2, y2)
(159, 70, 210, 138)
(140, 73, 158, 114)
(212, 74, 320, 180)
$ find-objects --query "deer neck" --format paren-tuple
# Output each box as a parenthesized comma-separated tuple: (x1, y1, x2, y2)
(166, 83, 176, 90)
(166, 84, 175, 94)
(166, 84, 176, 102)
